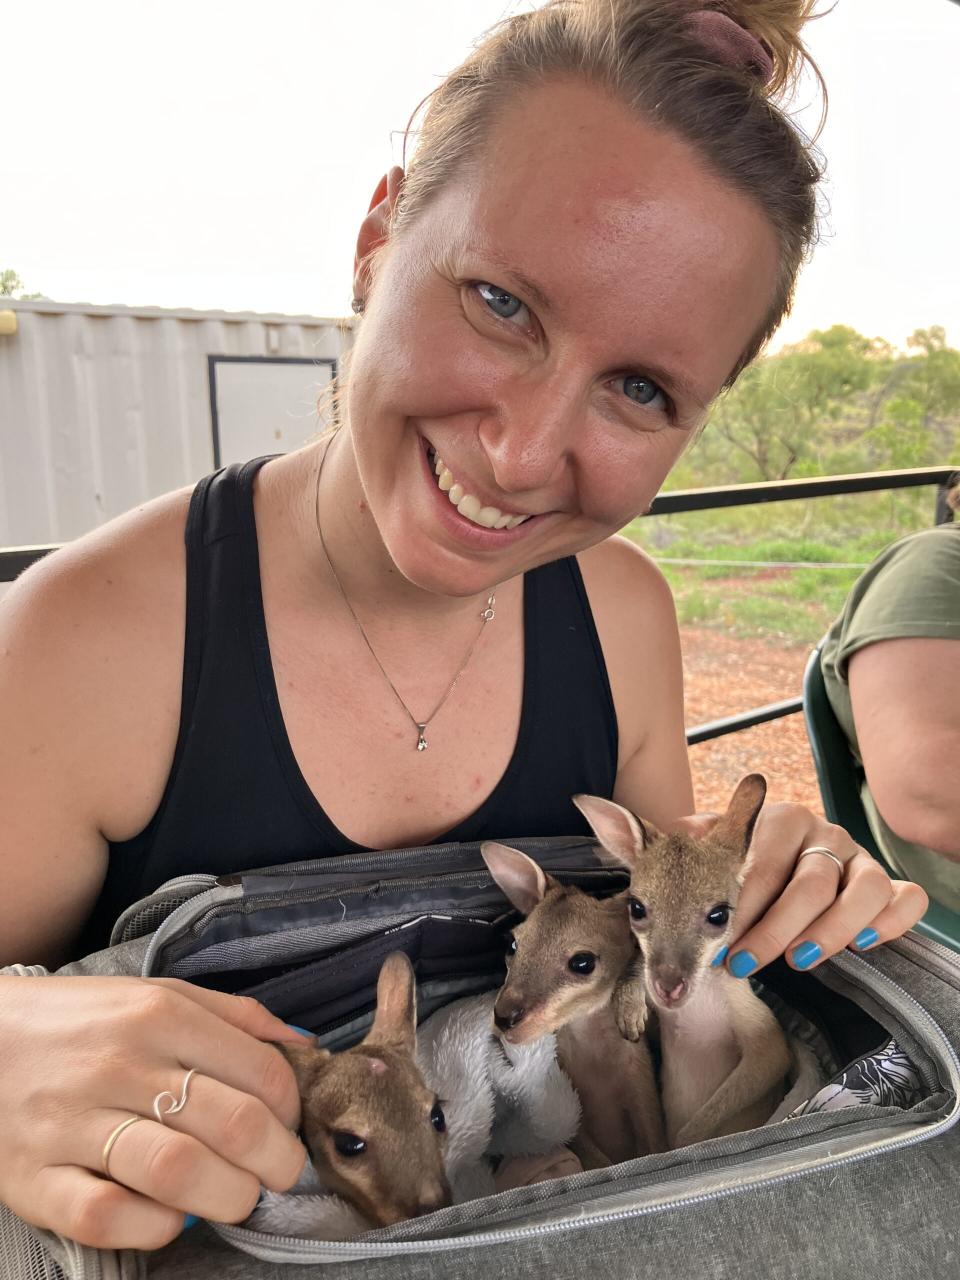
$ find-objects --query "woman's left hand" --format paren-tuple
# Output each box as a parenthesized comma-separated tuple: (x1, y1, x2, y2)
(674, 803, 929, 976)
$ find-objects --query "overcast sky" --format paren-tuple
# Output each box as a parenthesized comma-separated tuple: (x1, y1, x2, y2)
(4, 0, 958, 351)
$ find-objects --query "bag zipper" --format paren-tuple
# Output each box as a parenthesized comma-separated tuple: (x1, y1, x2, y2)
(210, 948, 960, 1262)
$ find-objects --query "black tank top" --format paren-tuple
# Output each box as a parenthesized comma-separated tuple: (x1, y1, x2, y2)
(78, 457, 618, 953)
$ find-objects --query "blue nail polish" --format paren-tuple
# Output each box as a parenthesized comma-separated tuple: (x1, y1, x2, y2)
(729, 950, 758, 979)
(711, 945, 729, 968)
(182, 1214, 199, 1232)
(287, 1024, 313, 1037)
(854, 928, 879, 950)
(792, 941, 822, 970)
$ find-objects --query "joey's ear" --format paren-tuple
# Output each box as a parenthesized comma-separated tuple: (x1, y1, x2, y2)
(277, 1040, 333, 1093)
(572, 795, 657, 870)
(709, 774, 767, 860)
(481, 841, 553, 916)
(368, 951, 417, 1054)
(353, 166, 405, 302)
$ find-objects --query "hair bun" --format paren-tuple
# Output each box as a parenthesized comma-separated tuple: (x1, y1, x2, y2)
(708, 1, 820, 97)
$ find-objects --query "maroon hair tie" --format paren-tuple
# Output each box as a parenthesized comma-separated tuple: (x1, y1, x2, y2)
(683, 9, 775, 85)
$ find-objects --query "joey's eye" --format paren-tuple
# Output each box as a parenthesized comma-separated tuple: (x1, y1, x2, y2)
(475, 282, 526, 323)
(568, 952, 596, 975)
(621, 375, 667, 413)
(629, 898, 647, 922)
(333, 1132, 367, 1158)
(506, 934, 518, 956)
(706, 905, 730, 928)
(430, 1103, 446, 1133)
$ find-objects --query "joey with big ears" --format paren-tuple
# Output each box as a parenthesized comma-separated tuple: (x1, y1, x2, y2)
(481, 842, 665, 1165)
(278, 952, 451, 1227)
(573, 775, 791, 1149)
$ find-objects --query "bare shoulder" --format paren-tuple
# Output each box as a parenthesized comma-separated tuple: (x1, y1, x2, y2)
(576, 534, 684, 766)
(0, 487, 194, 963)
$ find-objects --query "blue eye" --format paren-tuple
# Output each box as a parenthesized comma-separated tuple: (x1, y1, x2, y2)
(476, 282, 526, 322)
(622, 375, 667, 411)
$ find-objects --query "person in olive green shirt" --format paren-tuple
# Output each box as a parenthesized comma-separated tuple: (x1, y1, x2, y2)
(821, 492, 960, 913)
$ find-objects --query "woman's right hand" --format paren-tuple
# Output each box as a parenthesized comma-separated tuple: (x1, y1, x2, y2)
(0, 975, 310, 1250)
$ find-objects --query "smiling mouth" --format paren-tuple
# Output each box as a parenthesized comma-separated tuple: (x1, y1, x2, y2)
(426, 444, 532, 531)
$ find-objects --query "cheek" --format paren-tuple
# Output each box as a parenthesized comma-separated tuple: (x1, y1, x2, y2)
(579, 427, 688, 525)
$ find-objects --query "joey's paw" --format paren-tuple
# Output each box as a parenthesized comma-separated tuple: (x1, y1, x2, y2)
(612, 981, 647, 1042)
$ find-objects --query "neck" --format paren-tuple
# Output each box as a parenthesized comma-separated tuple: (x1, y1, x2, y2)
(310, 430, 498, 627)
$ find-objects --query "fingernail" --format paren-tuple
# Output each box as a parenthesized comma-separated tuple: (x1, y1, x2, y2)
(711, 945, 729, 968)
(792, 941, 822, 970)
(854, 928, 879, 950)
(287, 1024, 314, 1037)
(729, 950, 758, 979)
(182, 1214, 199, 1231)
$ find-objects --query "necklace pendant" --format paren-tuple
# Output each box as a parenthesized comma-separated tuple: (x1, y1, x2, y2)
(416, 725, 428, 752)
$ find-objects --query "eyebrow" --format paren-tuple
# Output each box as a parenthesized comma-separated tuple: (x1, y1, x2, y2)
(473, 248, 710, 413)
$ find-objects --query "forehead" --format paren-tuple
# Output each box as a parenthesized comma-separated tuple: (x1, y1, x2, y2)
(417, 78, 779, 396)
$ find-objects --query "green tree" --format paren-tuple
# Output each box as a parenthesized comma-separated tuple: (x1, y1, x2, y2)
(705, 325, 879, 481)
(1, 268, 44, 300)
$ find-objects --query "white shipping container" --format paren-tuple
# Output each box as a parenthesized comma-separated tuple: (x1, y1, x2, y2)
(0, 298, 352, 547)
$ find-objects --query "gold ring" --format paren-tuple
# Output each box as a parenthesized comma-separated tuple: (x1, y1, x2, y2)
(797, 845, 845, 875)
(102, 1115, 144, 1178)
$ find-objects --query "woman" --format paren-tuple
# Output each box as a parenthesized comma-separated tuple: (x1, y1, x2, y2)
(0, 0, 928, 1252)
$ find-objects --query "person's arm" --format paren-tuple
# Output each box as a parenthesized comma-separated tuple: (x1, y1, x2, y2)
(577, 536, 695, 828)
(0, 497, 308, 1251)
(848, 636, 960, 861)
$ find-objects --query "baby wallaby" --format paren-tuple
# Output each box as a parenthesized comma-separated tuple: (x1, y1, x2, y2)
(278, 951, 452, 1228)
(481, 841, 666, 1166)
(573, 775, 792, 1150)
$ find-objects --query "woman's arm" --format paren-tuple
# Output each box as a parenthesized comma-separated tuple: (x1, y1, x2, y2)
(848, 636, 960, 861)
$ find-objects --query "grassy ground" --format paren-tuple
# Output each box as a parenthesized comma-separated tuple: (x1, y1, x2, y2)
(623, 487, 943, 644)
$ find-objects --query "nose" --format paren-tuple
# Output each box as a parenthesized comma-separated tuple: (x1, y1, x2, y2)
(653, 973, 687, 1006)
(414, 1181, 452, 1218)
(494, 1001, 526, 1031)
(478, 369, 581, 497)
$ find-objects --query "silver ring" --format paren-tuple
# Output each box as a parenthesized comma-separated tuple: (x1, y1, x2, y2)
(153, 1068, 197, 1125)
(797, 846, 845, 875)
(102, 1115, 144, 1177)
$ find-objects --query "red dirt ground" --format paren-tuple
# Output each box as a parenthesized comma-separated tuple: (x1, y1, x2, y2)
(680, 626, 824, 817)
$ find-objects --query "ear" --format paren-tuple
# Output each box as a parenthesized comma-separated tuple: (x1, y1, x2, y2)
(709, 773, 766, 860)
(277, 1040, 333, 1092)
(367, 951, 417, 1053)
(353, 165, 405, 301)
(572, 794, 657, 870)
(481, 841, 551, 916)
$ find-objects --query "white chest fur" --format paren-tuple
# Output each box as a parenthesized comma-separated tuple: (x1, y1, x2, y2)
(658, 974, 742, 1145)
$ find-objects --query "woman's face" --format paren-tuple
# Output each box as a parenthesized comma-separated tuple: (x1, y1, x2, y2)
(345, 78, 780, 598)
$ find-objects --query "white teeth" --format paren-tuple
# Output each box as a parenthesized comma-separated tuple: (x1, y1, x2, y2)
(430, 450, 531, 530)
(457, 494, 482, 521)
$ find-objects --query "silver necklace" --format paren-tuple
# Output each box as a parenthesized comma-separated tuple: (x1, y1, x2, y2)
(313, 439, 497, 752)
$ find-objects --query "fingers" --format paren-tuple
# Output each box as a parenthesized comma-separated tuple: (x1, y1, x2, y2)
(93, 1110, 263, 1226)
(140, 1071, 306, 1194)
(148, 978, 309, 1046)
(124, 982, 303, 1131)
(24, 1164, 185, 1251)
(728, 846, 929, 978)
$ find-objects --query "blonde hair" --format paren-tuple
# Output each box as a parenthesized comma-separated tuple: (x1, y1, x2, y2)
(370, 0, 825, 388)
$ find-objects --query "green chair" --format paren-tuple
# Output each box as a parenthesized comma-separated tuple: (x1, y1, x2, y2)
(803, 646, 960, 955)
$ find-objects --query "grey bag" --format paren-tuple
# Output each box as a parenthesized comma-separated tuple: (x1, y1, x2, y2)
(3, 837, 959, 1280)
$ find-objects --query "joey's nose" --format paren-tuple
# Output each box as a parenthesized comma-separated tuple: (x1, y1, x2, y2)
(494, 1003, 525, 1031)
(414, 1182, 452, 1218)
(653, 975, 687, 1007)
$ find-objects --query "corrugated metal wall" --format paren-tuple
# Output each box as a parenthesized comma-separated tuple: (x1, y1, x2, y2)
(0, 299, 351, 545)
